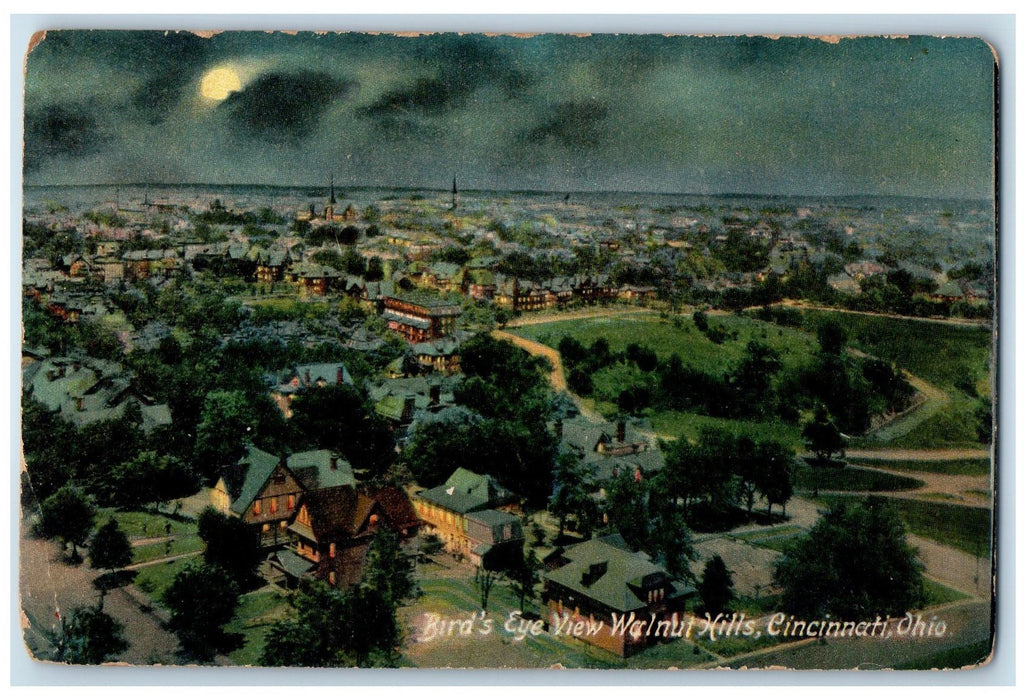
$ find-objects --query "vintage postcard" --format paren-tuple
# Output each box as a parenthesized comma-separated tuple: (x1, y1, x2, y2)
(19, 29, 997, 672)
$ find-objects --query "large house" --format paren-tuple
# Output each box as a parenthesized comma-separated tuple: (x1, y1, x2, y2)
(412, 468, 523, 569)
(24, 355, 172, 434)
(211, 445, 356, 548)
(268, 362, 354, 418)
(542, 535, 696, 657)
(382, 292, 462, 343)
(269, 484, 420, 589)
(556, 416, 664, 484)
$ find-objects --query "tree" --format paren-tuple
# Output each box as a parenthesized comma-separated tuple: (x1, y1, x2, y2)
(474, 566, 499, 611)
(88, 519, 132, 576)
(362, 527, 415, 603)
(58, 605, 128, 665)
(161, 563, 241, 660)
(773, 497, 926, 619)
(197, 507, 262, 586)
(290, 383, 394, 475)
(698, 555, 735, 616)
(816, 319, 848, 355)
(802, 406, 845, 463)
(194, 390, 257, 481)
(646, 474, 697, 580)
(508, 548, 541, 612)
(38, 485, 96, 562)
(549, 452, 596, 539)
(104, 451, 197, 511)
(604, 471, 647, 550)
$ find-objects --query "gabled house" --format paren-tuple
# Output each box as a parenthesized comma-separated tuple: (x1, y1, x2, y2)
(269, 484, 420, 589)
(269, 362, 354, 418)
(542, 535, 695, 657)
(212, 445, 356, 548)
(412, 468, 522, 568)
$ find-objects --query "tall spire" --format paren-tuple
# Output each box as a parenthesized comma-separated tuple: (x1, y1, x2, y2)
(451, 174, 458, 210)
(329, 173, 337, 205)
(325, 173, 336, 220)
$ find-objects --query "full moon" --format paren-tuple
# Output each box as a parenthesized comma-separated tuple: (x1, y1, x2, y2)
(200, 67, 242, 100)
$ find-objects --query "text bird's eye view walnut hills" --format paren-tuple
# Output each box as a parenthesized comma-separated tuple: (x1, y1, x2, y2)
(18, 30, 997, 671)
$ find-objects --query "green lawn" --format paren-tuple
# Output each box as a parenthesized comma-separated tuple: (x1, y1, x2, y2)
(733, 526, 806, 554)
(95, 509, 196, 539)
(224, 589, 293, 666)
(818, 495, 992, 557)
(922, 578, 970, 607)
(847, 457, 991, 477)
(797, 310, 993, 393)
(648, 410, 803, 447)
(132, 534, 204, 564)
(793, 464, 924, 493)
(133, 557, 197, 598)
(513, 314, 819, 377)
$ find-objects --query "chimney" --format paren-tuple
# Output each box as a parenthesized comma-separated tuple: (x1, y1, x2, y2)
(581, 561, 608, 587)
(304, 370, 311, 386)
(330, 455, 338, 471)
(402, 396, 416, 424)
(336, 367, 344, 385)
(634, 467, 642, 483)
(616, 420, 626, 444)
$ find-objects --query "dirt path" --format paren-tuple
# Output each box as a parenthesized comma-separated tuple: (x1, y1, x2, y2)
(761, 299, 991, 328)
(502, 306, 659, 328)
(846, 447, 991, 460)
(492, 330, 567, 391)
(19, 529, 180, 665)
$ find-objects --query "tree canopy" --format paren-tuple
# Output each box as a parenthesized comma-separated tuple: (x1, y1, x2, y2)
(773, 497, 926, 619)
(161, 562, 241, 661)
(58, 605, 128, 665)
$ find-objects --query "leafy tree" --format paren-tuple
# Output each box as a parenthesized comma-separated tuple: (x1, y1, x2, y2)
(38, 485, 96, 561)
(194, 390, 257, 481)
(802, 406, 845, 463)
(88, 519, 132, 575)
(817, 319, 848, 355)
(21, 397, 77, 503)
(197, 507, 262, 586)
(105, 451, 197, 510)
(604, 471, 648, 550)
(362, 527, 415, 603)
(550, 452, 597, 538)
(290, 383, 394, 475)
(161, 562, 241, 661)
(508, 547, 541, 612)
(58, 605, 128, 665)
(759, 441, 796, 516)
(647, 473, 697, 580)
(698, 555, 735, 616)
(773, 497, 926, 619)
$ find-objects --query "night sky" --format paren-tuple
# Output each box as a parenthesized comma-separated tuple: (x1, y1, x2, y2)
(22, 31, 996, 198)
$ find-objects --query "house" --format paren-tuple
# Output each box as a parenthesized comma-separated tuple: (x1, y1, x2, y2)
(211, 445, 356, 548)
(412, 337, 462, 375)
(556, 416, 663, 485)
(542, 535, 695, 656)
(269, 483, 419, 589)
(269, 362, 354, 418)
(26, 355, 172, 434)
(412, 468, 522, 568)
(382, 292, 462, 343)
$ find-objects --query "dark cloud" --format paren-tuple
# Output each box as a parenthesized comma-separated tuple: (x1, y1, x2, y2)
(221, 71, 357, 144)
(360, 35, 530, 134)
(523, 100, 610, 149)
(23, 103, 107, 172)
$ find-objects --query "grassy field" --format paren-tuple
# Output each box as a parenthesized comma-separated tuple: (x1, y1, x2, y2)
(796, 310, 993, 394)
(514, 313, 819, 377)
(132, 534, 204, 564)
(94, 509, 196, 538)
(793, 464, 924, 493)
(922, 578, 970, 607)
(817, 495, 992, 557)
(224, 589, 293, 666)
(133, 557, 198, 598)
(848, 457, 991, 477)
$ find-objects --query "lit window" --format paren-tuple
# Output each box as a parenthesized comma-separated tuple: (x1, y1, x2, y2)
(328, 571, 336, 585)
(253, 500, 261, 516)
(287, 495, 295, 510)
(329, 542, 336, 558)
(269, 499, 277, 515)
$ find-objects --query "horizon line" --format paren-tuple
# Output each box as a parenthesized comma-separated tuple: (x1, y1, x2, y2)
(22, 182, 991, 203)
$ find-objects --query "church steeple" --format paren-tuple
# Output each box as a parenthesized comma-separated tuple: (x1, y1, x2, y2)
(451, 174, 458, 210)
(325, 174, 336, 220)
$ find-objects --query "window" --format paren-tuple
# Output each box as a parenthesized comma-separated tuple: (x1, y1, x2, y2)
(329, 542, 336, 558)
(287, 494, 295, 510)
(328, 571, 336, 585)
(253, 500, 261, 516)
(269, 498, 277, 515)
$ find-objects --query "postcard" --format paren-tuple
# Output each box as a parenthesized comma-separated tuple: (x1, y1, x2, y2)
(19, 28, 997, 672)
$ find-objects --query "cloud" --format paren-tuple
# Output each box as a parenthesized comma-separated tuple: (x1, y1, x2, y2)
(23, 103, 107, 172)
(522, 100, 610, 149)
(359, 35, 530, 135)
(220, 71, 357, 144)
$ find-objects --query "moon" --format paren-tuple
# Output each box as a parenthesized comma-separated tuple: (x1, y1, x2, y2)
(200, 67, 242, 101)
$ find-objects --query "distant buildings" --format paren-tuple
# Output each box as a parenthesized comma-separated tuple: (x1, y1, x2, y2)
(382, 292, 462, 343)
